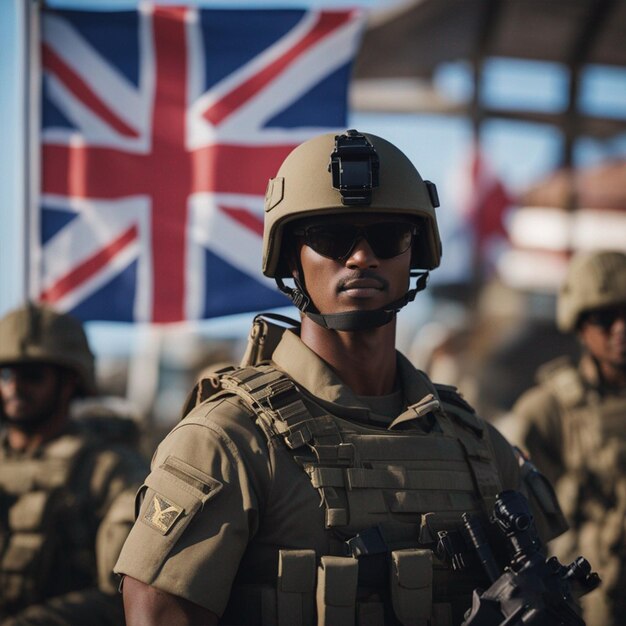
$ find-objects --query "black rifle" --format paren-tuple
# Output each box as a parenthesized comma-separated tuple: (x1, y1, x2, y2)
(439, 490, 600, 626)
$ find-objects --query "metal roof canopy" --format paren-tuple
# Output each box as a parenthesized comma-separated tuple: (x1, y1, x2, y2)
(353, 0, 626, 167)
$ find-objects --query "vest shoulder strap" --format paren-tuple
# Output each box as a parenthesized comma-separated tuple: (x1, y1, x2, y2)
(240, 313, 301, 367)
(434, 383, 483, 436)
(179, 364, 237, 420)
(186, 364, 341, 450)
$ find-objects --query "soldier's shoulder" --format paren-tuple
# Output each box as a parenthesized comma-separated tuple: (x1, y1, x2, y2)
(179, 364, 265, 420)
(535, 355, 576, 382)
(72, 397, 143, 450)
(172, 367, 275, 455)
(512, 366, 572, 422)
(434, 382, 484, 435)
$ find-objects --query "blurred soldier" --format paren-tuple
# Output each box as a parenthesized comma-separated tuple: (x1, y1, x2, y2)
(117, 130, 568, 625)
(501, 250, 626, 626)
(0, 303, 148, 625)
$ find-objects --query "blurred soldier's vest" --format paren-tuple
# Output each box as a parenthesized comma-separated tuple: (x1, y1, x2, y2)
(0, 418, 139, 617)
(539, 358, 626, 601)
(184, 318, 517, 626)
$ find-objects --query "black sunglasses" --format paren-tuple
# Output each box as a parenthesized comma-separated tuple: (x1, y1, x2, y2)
(292, 221, 418, 261)
(582, 307, 626, 331)
(0, 364, 52, 385)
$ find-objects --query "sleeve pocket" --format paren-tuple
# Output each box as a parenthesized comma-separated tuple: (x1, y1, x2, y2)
(139, 456, 223, 542)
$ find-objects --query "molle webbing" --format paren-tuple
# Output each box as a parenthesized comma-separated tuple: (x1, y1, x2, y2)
(219, 366, 343, 449)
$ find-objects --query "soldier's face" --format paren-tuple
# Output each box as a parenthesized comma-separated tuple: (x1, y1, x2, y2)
(579, 306, 626, 372)
(0, 364, 66, 430)
(295, 214, 413, 315)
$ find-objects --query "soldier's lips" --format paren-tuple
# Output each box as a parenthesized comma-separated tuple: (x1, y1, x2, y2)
(339, 280, 385, 298)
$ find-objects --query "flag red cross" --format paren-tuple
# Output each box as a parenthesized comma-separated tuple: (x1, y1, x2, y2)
(41, 7, 352, 322)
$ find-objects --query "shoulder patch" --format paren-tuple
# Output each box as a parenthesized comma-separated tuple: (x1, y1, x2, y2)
(143, 493, 184, 535)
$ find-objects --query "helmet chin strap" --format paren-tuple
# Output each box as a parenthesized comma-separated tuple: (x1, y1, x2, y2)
(275, 270, 429, 331)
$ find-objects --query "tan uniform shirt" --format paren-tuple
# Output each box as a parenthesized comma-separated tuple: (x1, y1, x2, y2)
(115, 330, 543, 619)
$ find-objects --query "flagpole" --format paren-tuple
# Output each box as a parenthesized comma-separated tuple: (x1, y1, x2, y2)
(25, 0, 42, 304)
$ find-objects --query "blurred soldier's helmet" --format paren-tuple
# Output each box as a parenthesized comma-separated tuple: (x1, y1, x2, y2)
(557, 250, 626, 332)
(0, 303, 96, 395)
(262, 129, 442, 278)
(262, 130, 442, 331)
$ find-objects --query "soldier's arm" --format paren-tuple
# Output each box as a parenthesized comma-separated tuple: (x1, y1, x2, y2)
(497, 386, 564, 486)
(122, 576, 218, 626)
(115, 398, 272, 619)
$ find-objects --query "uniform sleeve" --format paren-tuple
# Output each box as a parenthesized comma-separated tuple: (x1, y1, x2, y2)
(486, 422, 568, 545)
(114, 397, 272, 617)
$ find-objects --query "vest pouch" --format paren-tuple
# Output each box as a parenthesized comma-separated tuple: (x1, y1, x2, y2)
(316, 555, 358, 626)
(8, 490, 55, 532)
(276, 549, 316, 626)
(1, 532, 51, 604)
(390, 549, 432, 626)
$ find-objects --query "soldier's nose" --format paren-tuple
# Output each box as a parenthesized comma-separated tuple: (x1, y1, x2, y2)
(345, 237, 379, 269)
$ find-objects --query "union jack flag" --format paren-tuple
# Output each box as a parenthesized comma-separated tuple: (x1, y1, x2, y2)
(34, 5, 364, 323)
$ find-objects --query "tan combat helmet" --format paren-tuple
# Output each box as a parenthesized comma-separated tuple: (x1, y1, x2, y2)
(0, 303, 96, 395)
(262, 130, 442, 331)
(263, 129, 442, 279)
(557, 250, 626, 332)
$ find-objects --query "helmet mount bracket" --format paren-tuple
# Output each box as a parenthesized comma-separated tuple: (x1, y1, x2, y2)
(329, 130, 379, 206)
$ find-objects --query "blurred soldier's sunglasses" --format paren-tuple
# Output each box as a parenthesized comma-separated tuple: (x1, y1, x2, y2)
(0, 364, 52, 385)
(292, 220, 418, 262)
(582, 307, 626, 331)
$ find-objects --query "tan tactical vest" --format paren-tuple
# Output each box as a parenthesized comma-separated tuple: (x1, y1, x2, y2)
(0, 432, 103, 615)
(191, 361, 505, 626)
(540, 358, 626, 597)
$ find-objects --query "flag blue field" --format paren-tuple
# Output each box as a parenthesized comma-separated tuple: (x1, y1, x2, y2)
(36, 5, 363, 323)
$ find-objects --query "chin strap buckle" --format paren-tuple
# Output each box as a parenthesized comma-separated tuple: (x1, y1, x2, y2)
(329, 130, 379, 206)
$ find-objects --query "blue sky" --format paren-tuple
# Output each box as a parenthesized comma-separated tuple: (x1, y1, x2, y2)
(1, 0, 625, 350)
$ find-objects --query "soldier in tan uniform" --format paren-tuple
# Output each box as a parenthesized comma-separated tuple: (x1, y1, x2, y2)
(0, 303, 148, 625)
(117, 131, 570, 625)
(499, 250, 626, 626)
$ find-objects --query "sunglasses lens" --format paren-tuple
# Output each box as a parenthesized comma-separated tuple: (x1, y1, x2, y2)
(0, 365, 49, 384)
(301, 221, 415, 261)
(366, 222, 415, 259)
(303, 224, 359, 260)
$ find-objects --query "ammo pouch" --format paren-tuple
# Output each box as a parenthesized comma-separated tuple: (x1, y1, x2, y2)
(276, 549, 316, 626)
(272, 549, 436, 626)
(1, 490, 59, 608)
(390, 549, 432, 626)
